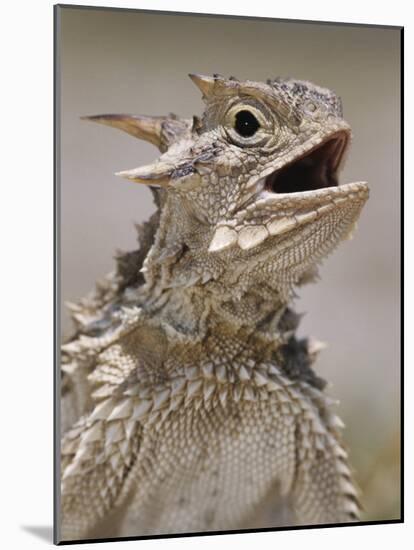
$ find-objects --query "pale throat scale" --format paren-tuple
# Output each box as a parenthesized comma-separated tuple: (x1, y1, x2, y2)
(60, 73, 369, 540)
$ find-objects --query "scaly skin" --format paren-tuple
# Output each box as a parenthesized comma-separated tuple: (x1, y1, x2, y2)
(60, 74, 369, 541)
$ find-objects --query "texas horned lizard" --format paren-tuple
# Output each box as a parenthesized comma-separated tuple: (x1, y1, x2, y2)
(60, 74, 368, 540)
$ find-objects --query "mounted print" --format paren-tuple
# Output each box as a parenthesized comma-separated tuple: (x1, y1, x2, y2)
(54, 4, 402, 544)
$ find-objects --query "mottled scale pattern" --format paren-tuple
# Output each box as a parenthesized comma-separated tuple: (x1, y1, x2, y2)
(120, 396, 295, 535)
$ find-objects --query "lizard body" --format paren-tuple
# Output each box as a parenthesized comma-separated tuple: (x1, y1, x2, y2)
(60, 74, 368, 540)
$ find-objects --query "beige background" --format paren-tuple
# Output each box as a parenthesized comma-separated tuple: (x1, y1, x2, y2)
(59, 7, 401, 522)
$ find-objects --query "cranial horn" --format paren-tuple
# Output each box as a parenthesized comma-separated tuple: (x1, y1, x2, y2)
(188, 74, 216, 98)
(81, 114, 168, 150)
(115, 161, 174, 188)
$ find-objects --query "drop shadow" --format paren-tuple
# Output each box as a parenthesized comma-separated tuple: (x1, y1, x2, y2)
(21, 525, 53, 543)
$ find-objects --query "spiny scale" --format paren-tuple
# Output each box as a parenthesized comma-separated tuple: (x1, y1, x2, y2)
(60, 73, 368, 541)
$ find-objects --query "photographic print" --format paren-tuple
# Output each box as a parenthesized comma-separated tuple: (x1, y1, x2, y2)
(55, 5, 402, 543)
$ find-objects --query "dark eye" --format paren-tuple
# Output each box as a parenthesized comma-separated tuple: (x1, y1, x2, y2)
(234, 110, 260, 137)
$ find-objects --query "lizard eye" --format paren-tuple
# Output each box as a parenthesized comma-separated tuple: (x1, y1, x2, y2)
(224, 103, 272, 147)
(234, 110, 260, 137)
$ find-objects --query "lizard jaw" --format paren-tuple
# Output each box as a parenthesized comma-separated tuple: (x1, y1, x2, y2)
(232, 127, 368, 220)
(209, 129, 368, 254)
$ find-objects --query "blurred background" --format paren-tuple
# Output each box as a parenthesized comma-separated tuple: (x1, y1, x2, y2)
(59, 7, 401, 523)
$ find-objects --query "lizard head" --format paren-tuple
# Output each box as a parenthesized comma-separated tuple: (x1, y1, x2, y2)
(84, 74, 368, 302)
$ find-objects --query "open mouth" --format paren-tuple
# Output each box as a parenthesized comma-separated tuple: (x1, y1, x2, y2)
(264, 131, 349, 194)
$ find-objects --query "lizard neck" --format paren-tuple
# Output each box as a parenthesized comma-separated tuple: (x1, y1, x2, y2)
(135, 283, 292, 345)
(130, 283, 325, 391)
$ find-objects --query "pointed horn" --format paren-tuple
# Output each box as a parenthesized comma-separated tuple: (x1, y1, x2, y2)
(188, 74, 216, 98)
(115, 161, 174, 188)
(81, 114, 165, 149)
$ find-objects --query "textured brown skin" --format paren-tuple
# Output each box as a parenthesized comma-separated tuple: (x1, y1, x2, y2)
(60, 74, 368, 541)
